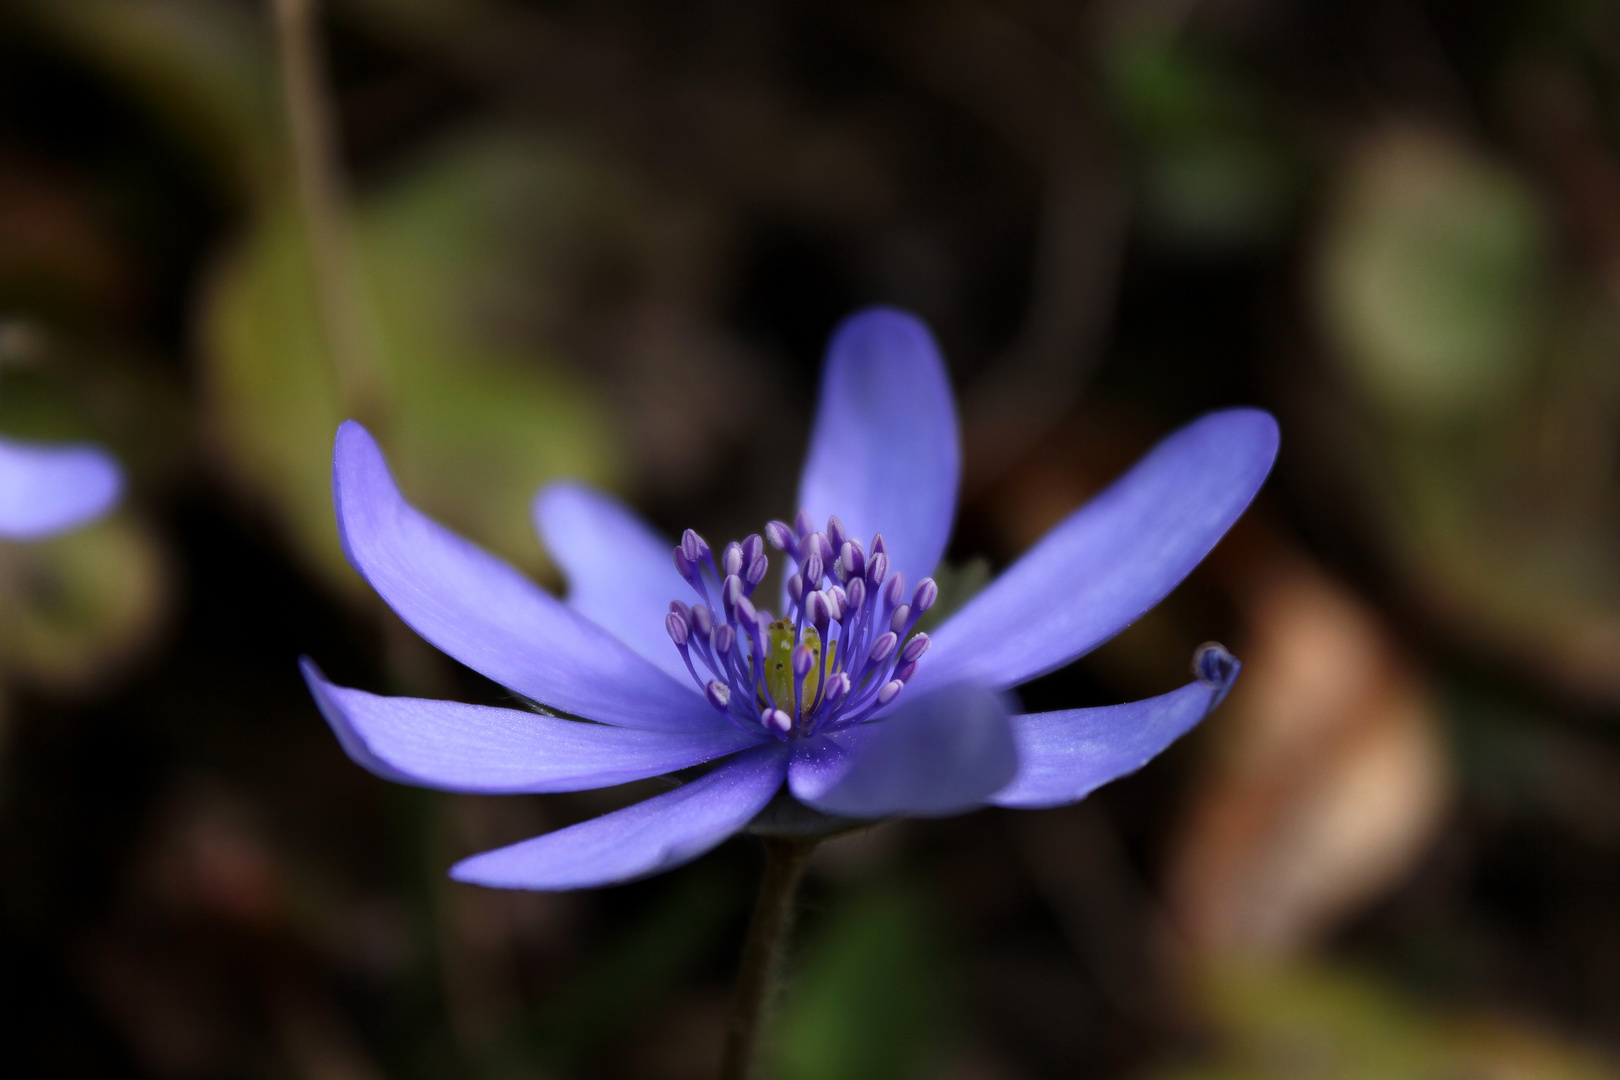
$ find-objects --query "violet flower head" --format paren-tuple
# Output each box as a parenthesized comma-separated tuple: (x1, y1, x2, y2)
(0, 433, 122, 540)
(303, 307, 1279, 890)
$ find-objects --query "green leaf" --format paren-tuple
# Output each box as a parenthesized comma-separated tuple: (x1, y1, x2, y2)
(200, 131, 626, 594)
(1316, 125, 1551, 421)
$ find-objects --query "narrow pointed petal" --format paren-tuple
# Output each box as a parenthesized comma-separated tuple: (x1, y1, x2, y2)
(332, 421, 718, 732)
(797, 307, 960, 590)
(534, 482, 689, 681)
(302, 659, 765, 793)
(989, 674, 1237, 810)
(450, 743, 789, 890)
(0, 436, 122, 539)
(917, 409, 1277, 692)
(790, 684, 1016, 819)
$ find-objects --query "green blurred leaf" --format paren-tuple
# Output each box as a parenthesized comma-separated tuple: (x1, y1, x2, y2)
(1157, 960, 1620, 1080)
(0, 514, 168, 691)
(1317, 125, 1551, 421)
(771, 877, 952, 1080)
(201, 131, 625, 593)
(1105, 32, 1299, 246)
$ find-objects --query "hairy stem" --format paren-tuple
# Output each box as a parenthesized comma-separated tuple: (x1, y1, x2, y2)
(720, 836, 818, 1080)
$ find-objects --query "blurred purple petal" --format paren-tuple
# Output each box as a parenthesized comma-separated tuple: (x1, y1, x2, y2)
(797, 307, 960, 592)
(302, 658, 764, 793)
(917, 409, 1277, 692)
(989, 676, 1235, 809)
(332, 421, 719, 732)
(790, 684, 1016, 818)
(0, 436, 122, 539)
(450, 743, 789, 890)
(534, 481, 690, 681)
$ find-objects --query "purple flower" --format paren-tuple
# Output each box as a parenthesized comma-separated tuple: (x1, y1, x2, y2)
(303, 308, 1278, 890)
(0, 435, 122, 540)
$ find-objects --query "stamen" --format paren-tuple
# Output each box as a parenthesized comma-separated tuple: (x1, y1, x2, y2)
(883, 573, 905, 607)
(889, 603, 911, 632)
(665, 611, 689, 646)
(765, 521, 794, 550)
(665, 511, 933, 737)
(827, 515, 848, 551)
(801, 550, 824, 589)
(869, 631, 898, 663)
(838, 541, 864, 582)
(681, 528, 709, 565)
(806, 591, 831, 634)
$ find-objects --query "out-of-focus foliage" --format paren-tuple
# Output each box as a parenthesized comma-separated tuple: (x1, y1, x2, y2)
(1164, 961, 1619, 1080)
(0, 514, 167, 691)
(1310, 121, 1620, 707)
(203, 132, 623, 588)
(1318, 126, 1550, 419)
(1169, 550, 1449, 959)
(32, 0, 622, 593)
(771, 876, 952, 1080)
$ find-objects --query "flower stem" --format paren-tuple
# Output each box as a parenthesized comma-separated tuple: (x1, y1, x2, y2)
(720, 836, 818, 1080)
(271, 0, 383, 430)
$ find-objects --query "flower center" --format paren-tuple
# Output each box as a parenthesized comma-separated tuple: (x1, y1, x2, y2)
(663, 510, 936, 740)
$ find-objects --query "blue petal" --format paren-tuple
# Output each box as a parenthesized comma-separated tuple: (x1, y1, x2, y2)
(450, 743, 789, 890)
(534, 481, 689, 682)
(302, 659, 765, 793)
(332, 421, 719, 732)
(0, 436, 122, 539)
(797, 307, 960, 592)
(989, 674, 1236, 810)
(916, 409, 1277, 692)
(789, 684, 1017, 819)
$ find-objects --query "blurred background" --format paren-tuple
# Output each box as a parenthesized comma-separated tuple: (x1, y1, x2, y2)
(2, 0, 1619, 1077)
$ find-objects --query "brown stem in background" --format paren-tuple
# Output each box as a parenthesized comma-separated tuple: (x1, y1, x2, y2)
(719, 837, 818, 1080)
(271, 0, 383, 429)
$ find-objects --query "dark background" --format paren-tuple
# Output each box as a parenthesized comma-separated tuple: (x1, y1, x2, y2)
(1, 1, 1619, 1077)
